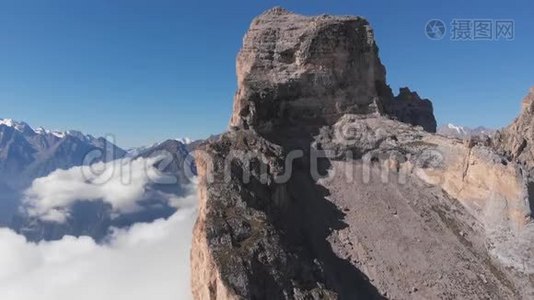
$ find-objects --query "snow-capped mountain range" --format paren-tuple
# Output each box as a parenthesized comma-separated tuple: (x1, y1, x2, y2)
(0, 118, 127, 230)
(437, 123, 495, 139)
(0, 117, 207, 241)
(1, 118, 114, 146)
(0, 118, 126, 189)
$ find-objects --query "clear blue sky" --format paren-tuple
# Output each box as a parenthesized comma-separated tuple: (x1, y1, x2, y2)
(0, 0, 533, 147)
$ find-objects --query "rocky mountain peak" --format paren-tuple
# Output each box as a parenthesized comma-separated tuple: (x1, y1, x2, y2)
(396, 87, 421, 101)
(229, 7, 436, 134)
(230, 7, 388, 132)
(0, 118, 35, 135)
(383, 87, 437, 132)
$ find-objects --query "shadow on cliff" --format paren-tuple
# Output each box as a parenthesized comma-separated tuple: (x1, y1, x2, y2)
(527, 182, 534, 217)
(261, 131, 385, 300)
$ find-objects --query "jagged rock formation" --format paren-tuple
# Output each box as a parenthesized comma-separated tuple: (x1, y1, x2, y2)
(495, 87, 534, 171)
(191, 7, 533, 299)
(384, 87, 437, 132)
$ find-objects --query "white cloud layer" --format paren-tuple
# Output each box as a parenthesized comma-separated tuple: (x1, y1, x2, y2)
(0, 194, 197, 300)
(23, 156, 178, 222)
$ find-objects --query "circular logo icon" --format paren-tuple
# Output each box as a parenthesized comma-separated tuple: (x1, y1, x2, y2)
(425, 19, 446, 40)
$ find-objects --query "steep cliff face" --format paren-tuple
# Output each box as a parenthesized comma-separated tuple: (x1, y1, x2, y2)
(191, 7, 533, 299)
(191, 131, 343, 299)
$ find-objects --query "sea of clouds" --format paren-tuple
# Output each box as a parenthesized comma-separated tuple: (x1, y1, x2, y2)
(0, 157, 197, 300)
(23, 156, 181, 223)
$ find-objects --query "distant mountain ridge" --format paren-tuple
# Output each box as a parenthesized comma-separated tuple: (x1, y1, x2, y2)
(437, 123, 495, 139)
(0, 117, 127, 230)
(11, 138, 196, 242)
(0, 118, 214, 242)
(0, 118, 126, 189)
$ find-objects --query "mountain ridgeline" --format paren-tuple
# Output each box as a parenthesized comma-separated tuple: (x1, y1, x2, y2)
(0, 119, 125, 189)
(0, 119, 125, 228)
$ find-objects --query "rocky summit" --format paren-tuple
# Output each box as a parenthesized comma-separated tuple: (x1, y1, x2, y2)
(229, 7, 436, 133)
(191, 7, 533, 300)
